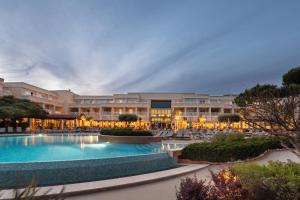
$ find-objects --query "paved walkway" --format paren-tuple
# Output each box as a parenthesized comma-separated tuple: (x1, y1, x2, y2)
(67, 150, 300, 200)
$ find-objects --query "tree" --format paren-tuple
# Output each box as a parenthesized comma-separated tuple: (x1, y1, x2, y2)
(235, 67, 300, 154)
(283, 66, 300, 86)
(118, 114, 138, 128)
(0, 96, 48, 131)
(218, 114, 241, 128)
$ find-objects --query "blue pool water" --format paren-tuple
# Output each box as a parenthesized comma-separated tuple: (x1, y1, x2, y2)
(0, 134, 182, 163)
(0, 134, 182, 188)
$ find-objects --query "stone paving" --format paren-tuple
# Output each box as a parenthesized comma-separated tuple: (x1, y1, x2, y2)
(67, 150, 300, 200)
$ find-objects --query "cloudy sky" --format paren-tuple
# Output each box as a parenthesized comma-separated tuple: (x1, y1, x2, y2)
(0, 0, 299, 95)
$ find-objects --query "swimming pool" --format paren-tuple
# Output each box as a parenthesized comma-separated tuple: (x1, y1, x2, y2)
(0, 134, 178, 188)
(0, 134, 169, 163)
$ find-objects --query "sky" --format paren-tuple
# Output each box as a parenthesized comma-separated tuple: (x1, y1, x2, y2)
(0, 0, 300, 95)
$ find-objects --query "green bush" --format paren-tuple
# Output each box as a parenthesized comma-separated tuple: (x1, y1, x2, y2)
(277, 136, 294, 148)
(118, 114, 138, 122)
(181, 137, 283, 162)
(100, 129, 152, 136)
(231, 162, 300, 200)
(212, 133, 245, 142)
(218, 114, 241, 122)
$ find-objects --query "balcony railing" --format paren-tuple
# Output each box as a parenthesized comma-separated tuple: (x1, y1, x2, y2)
(21, 95, 63, 106)
(199, 112, 209, 115)
(185, 112, 198, 116)
(137, 112, 148, 116)
(101, 112, 112, 115)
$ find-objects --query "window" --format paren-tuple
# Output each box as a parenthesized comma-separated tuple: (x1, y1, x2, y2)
(151, 100, 171, 108)
(22, 90, 31, 96)
(199, 108, 209, 113)
(94, 99, 110, 103)
(211, 108, 221, 113)
(234, 109, 241, 113)
(83, 99, 92, 104)
(210, 99, 220, 103)
(102, 107, 112, 112)
(70, 108, 79, 112)
(184, 98, 198, 103)
(127, 98, 138, 103)
(186, 108, 197, 112)
(199, 99, 206, 104)
(115, 98, 127, 103)
(224, 108, 232, 113)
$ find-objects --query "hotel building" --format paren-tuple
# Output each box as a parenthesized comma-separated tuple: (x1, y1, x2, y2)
(0, 78, 245, 130)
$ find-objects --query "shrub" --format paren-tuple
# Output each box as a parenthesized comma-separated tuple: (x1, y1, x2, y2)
(176, 170, 248, 200)
(212, 133, 245, 142)
(100, 129, 152, 136)
(181, 137, 283, 162)
(231, 162, 300, 200)
(176, 176, 217, 200)
(118, 114, 138, 122)
(278, 136, 294, 148)
(218, 114, 241, 122)
(211, 170, 248, 200)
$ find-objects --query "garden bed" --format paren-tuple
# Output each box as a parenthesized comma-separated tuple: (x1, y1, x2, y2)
(100, 129, 152, 136)
(99, 129, 161, 143)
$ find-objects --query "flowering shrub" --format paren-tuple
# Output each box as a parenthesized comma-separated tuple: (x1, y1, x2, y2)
(211, 170, 248, 200)
(176, 162, 300, 200)
(176, 170, 247, 200)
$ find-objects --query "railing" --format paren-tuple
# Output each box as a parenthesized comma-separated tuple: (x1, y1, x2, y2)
(21, 95, 64, 106)
(199, 112, 210, 115)
(211, 112, 221, 116)
(137, 112, 148, 116)
(71, 101, 149, 105)
(101, 112, 112, 115)
(185, 112, 198, 116)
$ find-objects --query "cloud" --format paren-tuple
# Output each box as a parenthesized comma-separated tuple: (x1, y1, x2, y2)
(0, 0, 299, 95)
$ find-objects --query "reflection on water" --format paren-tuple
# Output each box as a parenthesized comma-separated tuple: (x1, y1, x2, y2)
(23, 137, 28, 146)
(0, 134, 187, 163)
(1, 135, 100, 147)
(1, 135, 185, 150)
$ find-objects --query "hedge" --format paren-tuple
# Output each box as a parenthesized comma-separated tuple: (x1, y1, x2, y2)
(212, 133, 244, 142)
(181, 137, 284, 162)
(100, 129, 153, 136)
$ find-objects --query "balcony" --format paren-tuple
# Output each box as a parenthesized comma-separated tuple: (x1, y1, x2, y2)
(100, 115, 119, 121)
(101, 112, 112, 116)
(211, 112, 221, 116)
(21, 95, 63, 106)
(137, 112, 148, 116)
(185, 112, 198, 116)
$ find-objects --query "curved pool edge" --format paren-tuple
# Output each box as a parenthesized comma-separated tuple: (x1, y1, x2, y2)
(98, 134, 162, 144)
(0, 164, 209, 200)
(0, 153, 177, 189)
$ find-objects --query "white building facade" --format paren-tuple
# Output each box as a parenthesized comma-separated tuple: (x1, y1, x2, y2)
(1, 78, 243, 130)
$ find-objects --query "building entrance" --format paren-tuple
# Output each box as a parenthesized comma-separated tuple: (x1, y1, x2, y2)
(150, 100, 172, 129)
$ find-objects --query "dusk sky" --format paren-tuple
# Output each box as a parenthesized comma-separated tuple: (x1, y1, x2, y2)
(0, 0, 299, 95)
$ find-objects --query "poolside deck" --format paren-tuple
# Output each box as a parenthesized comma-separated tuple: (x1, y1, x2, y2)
(66, 150, 300, 200)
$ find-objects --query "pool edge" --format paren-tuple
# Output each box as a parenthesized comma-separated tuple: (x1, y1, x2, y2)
(0, 164, 209, 200)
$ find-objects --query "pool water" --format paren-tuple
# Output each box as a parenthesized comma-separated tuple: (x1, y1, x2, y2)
(0, 134, 181, 163)
(0, 134, 183, 188)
